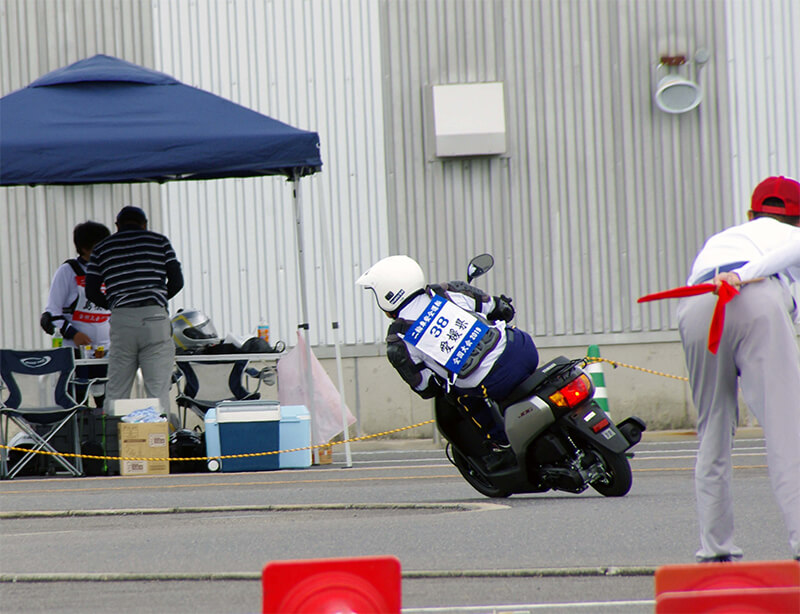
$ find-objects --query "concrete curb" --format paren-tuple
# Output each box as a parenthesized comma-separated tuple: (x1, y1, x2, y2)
(0, 566, 657, 583)
(0, 501, 506, 520)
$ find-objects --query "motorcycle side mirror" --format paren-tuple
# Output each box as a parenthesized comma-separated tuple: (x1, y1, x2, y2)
(467, 253, 494, 283)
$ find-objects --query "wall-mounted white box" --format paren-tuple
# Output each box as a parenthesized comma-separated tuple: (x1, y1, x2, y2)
(431, 82, 507, 157)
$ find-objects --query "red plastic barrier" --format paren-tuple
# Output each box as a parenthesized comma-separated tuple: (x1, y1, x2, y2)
(262, 555, 402, 614)
(655, 560, 800, 613)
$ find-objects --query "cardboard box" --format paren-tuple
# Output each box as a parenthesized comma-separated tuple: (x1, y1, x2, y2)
(118, 422, 170, 476)
(314, 443, 333, 465)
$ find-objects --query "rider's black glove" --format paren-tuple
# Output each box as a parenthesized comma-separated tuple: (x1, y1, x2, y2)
(40, 311, 55, 335)
(488, 295, 515, 322)
(418, 374, 445, 399)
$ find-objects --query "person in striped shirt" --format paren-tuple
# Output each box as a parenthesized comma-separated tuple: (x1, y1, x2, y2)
(86, 206, 184, 421)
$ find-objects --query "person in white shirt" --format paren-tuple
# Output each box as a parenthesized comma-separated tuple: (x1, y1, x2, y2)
(41, 221, 111, 405)
(677, 175, 800, 562)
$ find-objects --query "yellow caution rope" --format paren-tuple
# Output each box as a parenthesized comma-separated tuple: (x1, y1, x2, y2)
(1, 358, 688, 464)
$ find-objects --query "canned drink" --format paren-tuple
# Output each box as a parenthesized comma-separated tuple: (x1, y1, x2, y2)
(257, 325, 270, 343)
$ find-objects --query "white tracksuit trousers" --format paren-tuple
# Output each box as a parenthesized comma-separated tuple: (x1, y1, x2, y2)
(677, 278, 800, 561)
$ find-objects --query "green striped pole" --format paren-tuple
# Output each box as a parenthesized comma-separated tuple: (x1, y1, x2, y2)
(586, 344, 610, 415)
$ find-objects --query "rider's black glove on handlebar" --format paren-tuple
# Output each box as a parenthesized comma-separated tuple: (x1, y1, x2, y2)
(488, 294, 515, 322)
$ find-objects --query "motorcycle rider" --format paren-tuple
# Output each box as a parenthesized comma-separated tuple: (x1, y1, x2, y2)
(357, 255, 540, 464)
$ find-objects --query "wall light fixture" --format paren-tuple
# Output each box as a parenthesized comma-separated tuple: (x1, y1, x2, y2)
(654, 51, 708, 114)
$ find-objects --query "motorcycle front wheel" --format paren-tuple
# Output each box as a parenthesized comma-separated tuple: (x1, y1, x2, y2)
(449, 445, 511, 498)
(586, 442, 633, 497)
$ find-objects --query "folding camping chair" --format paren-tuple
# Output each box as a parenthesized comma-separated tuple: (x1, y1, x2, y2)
(174, 359, 276, 428)
(0, 348, 90, 479)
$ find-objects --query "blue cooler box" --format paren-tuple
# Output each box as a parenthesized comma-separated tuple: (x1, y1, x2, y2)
(279, 405, 312, 469)
(212, 400, 281, 472)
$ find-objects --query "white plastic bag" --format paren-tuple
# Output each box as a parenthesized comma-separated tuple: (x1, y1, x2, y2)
(121, 407, 165, 423)
(277, 331, 355, 444)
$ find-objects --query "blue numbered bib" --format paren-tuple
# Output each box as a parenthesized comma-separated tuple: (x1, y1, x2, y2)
(404, 295, 489, 375)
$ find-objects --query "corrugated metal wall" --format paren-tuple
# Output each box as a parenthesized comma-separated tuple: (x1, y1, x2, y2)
(0, 0, 390, 350)
(1, 0, 797, 355)
(375, 0, 798, 350)
(378, 0, 739, 348)
(0, 0, 160, 350)
(727, 0, 800, 210)
(149, 0, 389, 348)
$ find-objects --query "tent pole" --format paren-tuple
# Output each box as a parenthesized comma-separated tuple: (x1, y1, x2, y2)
(317, 182, 353, 468)
(292, 175, 318, 463)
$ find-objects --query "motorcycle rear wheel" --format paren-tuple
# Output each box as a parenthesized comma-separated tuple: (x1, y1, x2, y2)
(586, 442, 632, 497)
(449, 446, 511, 498)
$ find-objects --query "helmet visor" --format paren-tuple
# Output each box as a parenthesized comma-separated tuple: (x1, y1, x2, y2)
(184, 320, 218, 340)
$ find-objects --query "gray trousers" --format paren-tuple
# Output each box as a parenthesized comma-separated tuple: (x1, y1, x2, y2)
(105, 305, 174, 421)
(677, 278, 800, 561)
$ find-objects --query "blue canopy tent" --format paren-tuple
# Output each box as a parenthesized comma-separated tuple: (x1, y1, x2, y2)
(0, 54, 321, 184)
(0, 54, 351, 464)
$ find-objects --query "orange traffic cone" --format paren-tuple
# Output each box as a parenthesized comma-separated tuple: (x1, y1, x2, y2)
(654, 559, 800, 613)
(262, 555, 401, 614)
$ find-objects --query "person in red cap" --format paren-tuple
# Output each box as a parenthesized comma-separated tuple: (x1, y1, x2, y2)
(676, 175, 800, 563)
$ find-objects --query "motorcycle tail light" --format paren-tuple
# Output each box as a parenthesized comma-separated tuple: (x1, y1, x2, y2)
(549, 373, 593, 408)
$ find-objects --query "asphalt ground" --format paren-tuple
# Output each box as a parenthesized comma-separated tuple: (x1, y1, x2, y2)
(2, 427, 794, 613)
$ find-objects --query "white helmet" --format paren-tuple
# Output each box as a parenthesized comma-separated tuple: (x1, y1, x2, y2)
(171, 309, 220, 352)
(356, 255, 425, 312)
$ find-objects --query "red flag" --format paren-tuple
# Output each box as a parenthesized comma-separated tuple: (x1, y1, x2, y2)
(637, 284, 716, 302)
(707, 281, 739, 354)
(637, 281, 739, 354)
